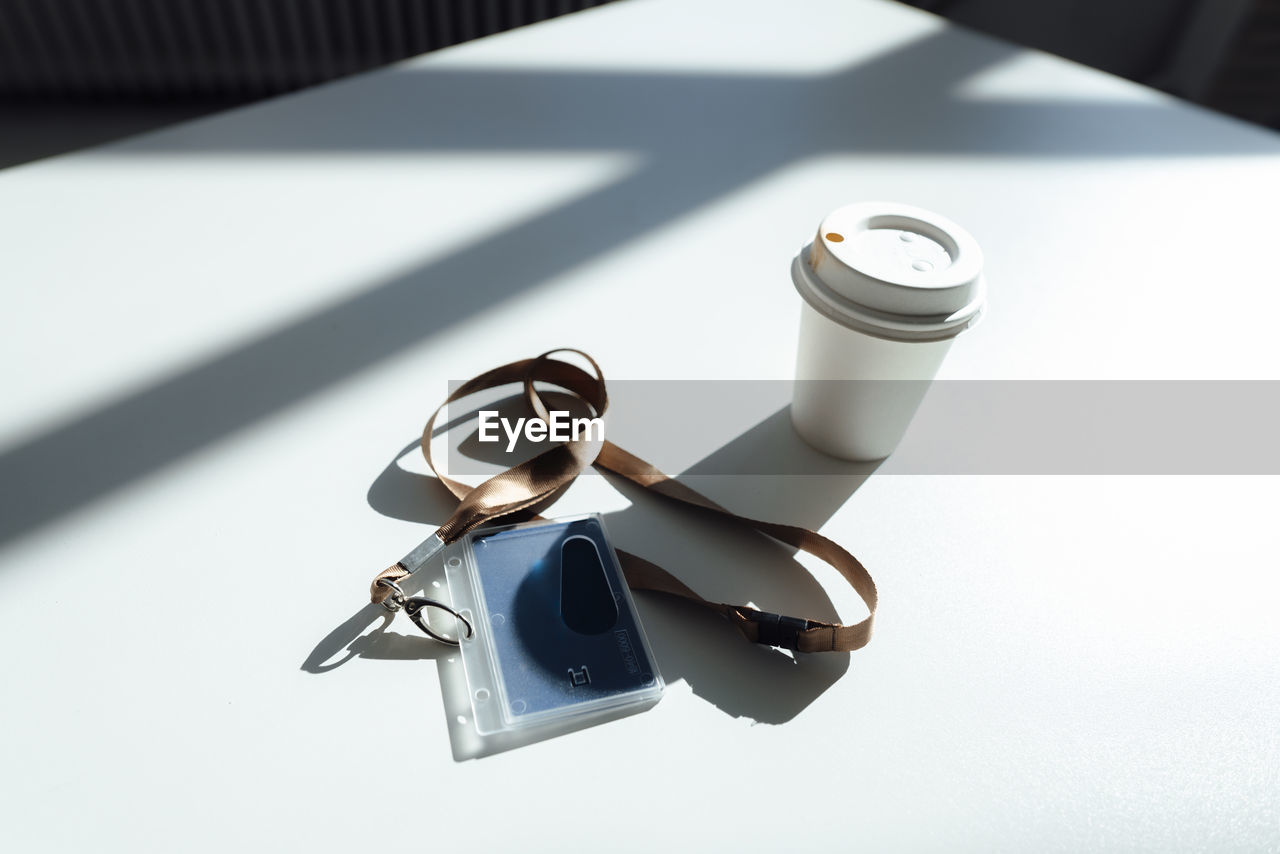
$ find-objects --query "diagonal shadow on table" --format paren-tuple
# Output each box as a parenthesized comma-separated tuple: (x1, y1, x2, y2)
(5, 26, 1262, 551)
(113, 26, 1280, 159)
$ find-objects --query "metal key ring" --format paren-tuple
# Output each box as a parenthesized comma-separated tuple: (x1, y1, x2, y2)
(404, 597, 474, 646)
(375, 578, 408, 613)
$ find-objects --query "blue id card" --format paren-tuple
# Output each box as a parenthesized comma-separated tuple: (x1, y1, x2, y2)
(442, 514, 663, 735)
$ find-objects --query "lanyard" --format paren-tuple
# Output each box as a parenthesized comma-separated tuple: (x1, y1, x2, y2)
(367, 349, 877, 653)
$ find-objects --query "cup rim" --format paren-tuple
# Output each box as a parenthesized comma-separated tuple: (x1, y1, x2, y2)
(792, 249, 986, 342)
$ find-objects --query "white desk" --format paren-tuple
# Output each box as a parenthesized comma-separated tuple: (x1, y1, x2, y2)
(2, 1, 1278, 850)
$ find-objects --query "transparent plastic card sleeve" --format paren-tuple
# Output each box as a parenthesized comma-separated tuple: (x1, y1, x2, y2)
(442, 514, 663, 736)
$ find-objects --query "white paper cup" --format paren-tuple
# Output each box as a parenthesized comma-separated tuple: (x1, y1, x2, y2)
(791, 202, 986, 460)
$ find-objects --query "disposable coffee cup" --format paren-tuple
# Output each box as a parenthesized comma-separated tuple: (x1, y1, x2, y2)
(790, 202, 986, 460)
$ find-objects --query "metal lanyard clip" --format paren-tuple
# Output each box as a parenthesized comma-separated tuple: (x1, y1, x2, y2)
(375, 578, 474, 646)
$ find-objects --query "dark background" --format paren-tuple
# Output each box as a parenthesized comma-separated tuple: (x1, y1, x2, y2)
(0, 0, 1275, 169)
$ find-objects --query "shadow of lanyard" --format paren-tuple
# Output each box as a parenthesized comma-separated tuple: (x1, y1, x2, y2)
(367, 349, 877, 654)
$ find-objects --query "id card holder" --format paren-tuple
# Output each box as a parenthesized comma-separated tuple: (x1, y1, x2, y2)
(442, 514, 664, 736)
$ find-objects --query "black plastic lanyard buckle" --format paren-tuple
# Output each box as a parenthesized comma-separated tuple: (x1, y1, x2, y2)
(743, 609, 813, 651)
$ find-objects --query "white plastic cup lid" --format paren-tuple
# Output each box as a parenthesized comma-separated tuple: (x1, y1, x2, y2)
(792, 202, 986, 341)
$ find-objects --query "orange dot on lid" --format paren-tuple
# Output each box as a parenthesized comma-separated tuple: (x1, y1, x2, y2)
(825, 232, 844, 242)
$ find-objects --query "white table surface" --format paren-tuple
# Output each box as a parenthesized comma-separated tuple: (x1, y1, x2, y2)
(2, 0, 1279, 850)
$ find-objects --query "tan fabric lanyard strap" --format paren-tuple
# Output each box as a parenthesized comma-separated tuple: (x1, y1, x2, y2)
(369, 349, 877, 654)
